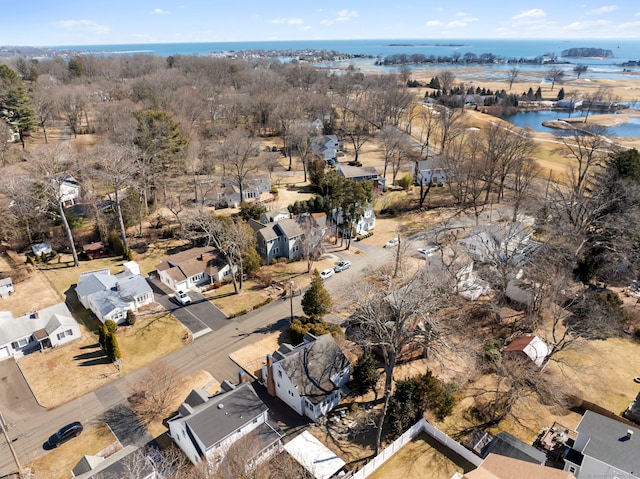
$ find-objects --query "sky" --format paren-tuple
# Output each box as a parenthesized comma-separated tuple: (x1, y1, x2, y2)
(2, 1, 640, 46)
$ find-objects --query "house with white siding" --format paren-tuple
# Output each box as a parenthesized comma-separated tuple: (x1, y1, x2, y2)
(156, 247, 233, 292)
(0, 302, 80, 361)
(261, 333, 350, 422)
(168, 381, 282, 467)
(75, 262, 154, 324)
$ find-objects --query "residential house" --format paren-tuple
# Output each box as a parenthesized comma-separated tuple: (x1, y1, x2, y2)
(563, 410, 640, 478)
(168, 381, 282, 466)
(261, 333, 350, 422)
(503, 335, 549, 368)
(255, 218, 304, 263)
(0, 302, 80, 361)
(259, 209, 290, 224)
(71, 445, 159, 479)
(156, 247, 233, 292)
(311, 135, 343, 161)
(214, 177, 273, 209)
(424, 246, 490, 301)
(506, 279, 541, 311)
(55, 173, 81, 207)
(0, 277, 14, 298)
(414, 158, 450, 186)
(332, 204, 376, 237)
(463, 453, 575, 479)
(75, 262, 154, 324)
(337, 164, 386, 190)
(458, 223, 532, 265)
(480, 432, 547, 465)
(82, 242, 106, 260)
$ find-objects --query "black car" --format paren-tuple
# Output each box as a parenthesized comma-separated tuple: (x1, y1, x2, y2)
(47, 422, 83, 448)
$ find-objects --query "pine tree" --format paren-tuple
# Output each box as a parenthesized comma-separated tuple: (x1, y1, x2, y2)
(352, 351, 379, 398)
(301, 269, 332, 319)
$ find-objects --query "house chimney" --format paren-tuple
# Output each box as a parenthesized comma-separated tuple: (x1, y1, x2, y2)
(266, 354, 276, 397)
(627, 430, 634, 440)
(238, 369, 246, 384)
(115, 283, 121, 291)
(33, 311, 39, 319)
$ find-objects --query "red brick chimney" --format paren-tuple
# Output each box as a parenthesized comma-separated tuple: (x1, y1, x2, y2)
(266, 354, 276, 397)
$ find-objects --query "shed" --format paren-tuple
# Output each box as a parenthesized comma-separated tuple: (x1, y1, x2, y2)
(0, 278, 14, 298)
(284, 431, 346, 479)
(503, 335, 549, 367)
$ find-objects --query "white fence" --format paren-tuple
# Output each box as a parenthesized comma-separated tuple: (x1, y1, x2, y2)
(347, 418, 482, 479)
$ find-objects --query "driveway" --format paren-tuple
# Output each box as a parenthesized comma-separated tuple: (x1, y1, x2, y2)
(149, 279, 229, 338)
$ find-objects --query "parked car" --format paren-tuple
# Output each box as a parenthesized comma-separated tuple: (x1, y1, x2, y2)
(175, 290, 191, 305)
(384, 237, 399, 248)
(47, 422, 83, 448)
(334, 260, 352, 272)
(417, 245, 440, 258)
(320, 269, 335, 280)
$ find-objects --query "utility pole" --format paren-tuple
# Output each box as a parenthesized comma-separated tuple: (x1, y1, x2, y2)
(289, 277, 294, 322)
(0, 410, 23, 478)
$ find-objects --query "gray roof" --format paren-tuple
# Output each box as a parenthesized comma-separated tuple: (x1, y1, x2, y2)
(338, 165, 380, 179)
(175, 383, 267, 452)
(576, 410, 640, 474)
(276, 334, 349, 405)
(76, 270, 152, 318)
(72, 445, 154, 479)
(275, 219, 304, 239)
(481, 432, 546, 465)
(0, 302, 77, 346)
(257, 224, 279, 242)
(75, 273, 117, 300)
(114, 274, 153, 301)
(0, 278, 13, 287)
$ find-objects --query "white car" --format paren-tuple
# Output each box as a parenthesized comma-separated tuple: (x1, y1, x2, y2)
(175, 290, 191, 305)
(417, 245, 440, 258)
(334, 260, 352, 272)
(320, 269, 335, 280)
(384, 237, 399, 248)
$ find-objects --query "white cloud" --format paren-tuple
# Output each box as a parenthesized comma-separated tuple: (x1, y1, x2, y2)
(152, 8, 169, 15)
(619, 20, 640, 28)
(336, 9, 358, 22)
(456, 11, 470, 17)
(586, 5, 618, 15)
(512, 9, 546, 19)
(300, 25, 312, 31)
(446, 14, 478, 28)
(54, 19, 110, 34)
(426, 20, 444, 27)
(566, 19, 611, 30)
(272, 17, 304, 25)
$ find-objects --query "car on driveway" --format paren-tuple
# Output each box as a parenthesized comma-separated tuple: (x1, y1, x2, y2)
(47, 422, 83, 448)
(384, 237, 399, 248)
(175, 290, 191, 305)
(320, 269, 335, 280)
(334, 260, 352, 272)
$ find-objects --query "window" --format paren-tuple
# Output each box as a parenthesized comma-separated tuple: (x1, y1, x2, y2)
(12, 338, 29, 348)
(277, 370, 282, 378)
(65, 329, 73, 336)
(57, 332, 65, 340)
(568, 466, 576, 473)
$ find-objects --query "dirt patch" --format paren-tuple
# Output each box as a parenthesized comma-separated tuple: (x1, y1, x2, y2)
(0, 267, 63, 317)
(18, 311, 187, 409)
(26, 424, 116, 479)
(367, 432, 474, 479)
(229, 332, 282, 379)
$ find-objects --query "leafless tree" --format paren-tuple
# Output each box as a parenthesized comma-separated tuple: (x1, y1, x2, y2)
(216, 128, 260, 202)
(347, 268, 456, 454)
(379, 125, 406, 179)
(28, 144, 80, 266)
(129, 361, 180, 424)
(545, 67, 565, 91)
(439, 70, 455, 94)
(415, 104, 439, 158)
(507, 68, 519, 90)
(436, 104, 464, 154)
(299, 214, 325, 273)
(54, 84, 90, 137)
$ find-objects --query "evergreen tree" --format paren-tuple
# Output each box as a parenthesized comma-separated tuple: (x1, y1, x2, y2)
(557, 88, 565, 101)
(98, 324, 108, 350)
(352, 351, 379, 397)
(1, 84, 37, 149)
(301, 269, 332, 319)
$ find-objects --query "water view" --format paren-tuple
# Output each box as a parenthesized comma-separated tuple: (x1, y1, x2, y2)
(502, 110, 640, 137)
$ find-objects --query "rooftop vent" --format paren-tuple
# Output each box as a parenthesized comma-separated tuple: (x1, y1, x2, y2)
(217, 403, 224, 409)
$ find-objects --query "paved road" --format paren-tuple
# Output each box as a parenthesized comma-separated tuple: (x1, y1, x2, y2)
(0, 244, 380, 476)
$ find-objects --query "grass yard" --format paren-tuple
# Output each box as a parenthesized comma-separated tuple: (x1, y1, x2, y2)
(367, 433, 475, 479)
(229, 332, 283, 379)
(18, 311, 187, 408)
(26, 424, 116, 479)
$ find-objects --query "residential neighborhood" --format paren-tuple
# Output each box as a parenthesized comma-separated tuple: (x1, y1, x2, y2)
(1, 32, 640, 479)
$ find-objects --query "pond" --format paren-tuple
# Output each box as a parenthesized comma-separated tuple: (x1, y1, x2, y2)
(502, 110, 640, 137)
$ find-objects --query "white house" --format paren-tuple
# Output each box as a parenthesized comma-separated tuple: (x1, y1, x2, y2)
(337, 164, 386, 190)
(458, 223, 532, 265)
(424, 246, 490, 301)
(255, 219, 304, 263)
(75, 262, 154, 324)
(259, 209, 290, 224)
(332, 204, 376, 236)
(0, 302, 81, 361)
(55, 173, 81, 207)
(311, 135, 343, 161)
(214, 177, 273, 209)
(0, 278, 14, 298)
(71, 445, 159, 479)
(414, 158, 451, 186)
(156, 247, 234, 292)
(503, 335, 549, 367)
(563, 411, 640, 478)
(168, 382, 282, 467)
(262, 333, 350, 422)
